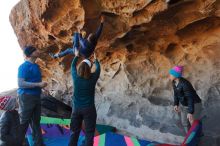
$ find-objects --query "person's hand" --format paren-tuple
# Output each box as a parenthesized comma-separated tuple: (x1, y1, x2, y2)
(101, 15, 105, 23)
(49, 53, 58, 59)
(38, 82, 47, 88)
(75, 49, 79, 57)
(187, 113, 194, 124)
(174, 105, 179, 113)
(77, 27, 81, 33)
(94, 53, 97, 60)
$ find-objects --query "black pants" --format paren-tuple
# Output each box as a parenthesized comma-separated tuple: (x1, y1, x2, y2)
(18, 94, 44, 146)
(68, 105, 97, 146)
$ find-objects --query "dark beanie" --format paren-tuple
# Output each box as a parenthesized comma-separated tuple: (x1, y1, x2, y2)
(24, 46, 36, 57)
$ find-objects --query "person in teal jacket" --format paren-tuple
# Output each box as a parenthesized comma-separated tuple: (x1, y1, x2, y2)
(68, 49, 100, 146)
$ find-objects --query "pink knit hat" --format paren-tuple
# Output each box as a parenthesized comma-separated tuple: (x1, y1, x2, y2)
(169, 65, 184, 78)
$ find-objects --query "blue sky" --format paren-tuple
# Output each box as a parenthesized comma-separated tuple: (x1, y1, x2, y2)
(0, 0, 23, 92)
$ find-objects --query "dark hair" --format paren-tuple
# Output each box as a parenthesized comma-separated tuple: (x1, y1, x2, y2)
(77, 62, 91, 79)
(23, 46, 36, 57)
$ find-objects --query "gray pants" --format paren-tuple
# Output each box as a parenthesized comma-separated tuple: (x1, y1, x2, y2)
(180, 102, 202, 134)
(18, 94, 44, 146)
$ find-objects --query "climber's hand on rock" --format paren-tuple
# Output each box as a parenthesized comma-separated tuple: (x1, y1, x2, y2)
(77, 27, 81, 33)
(174, 105, 179, 112)
(187, 113, 194, 124)
(75, 49, 79, 57)
(49, 53, 58, 59)
(101, 15, 105, 23)
(94, 53, 97, 60)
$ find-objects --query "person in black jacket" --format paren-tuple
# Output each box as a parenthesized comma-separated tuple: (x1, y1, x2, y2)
(169, 66, 202, 134)
(0, 96, 23, 146)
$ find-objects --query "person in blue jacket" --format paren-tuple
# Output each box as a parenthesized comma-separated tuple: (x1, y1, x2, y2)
(17, 46, 47, 146)
(50, 15, 105, 59)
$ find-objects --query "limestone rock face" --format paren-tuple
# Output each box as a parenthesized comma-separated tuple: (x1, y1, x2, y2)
(10, 0, 220, 145)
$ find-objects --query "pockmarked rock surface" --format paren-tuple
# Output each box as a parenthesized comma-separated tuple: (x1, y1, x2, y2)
(9, 0, 220, 145)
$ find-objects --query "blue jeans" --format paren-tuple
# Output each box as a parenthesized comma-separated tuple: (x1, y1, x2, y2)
(73, 32, 94, 58)
(73, 32, 80, 49)
(57, 48, 74, 58)
(57, 32, 80, 58)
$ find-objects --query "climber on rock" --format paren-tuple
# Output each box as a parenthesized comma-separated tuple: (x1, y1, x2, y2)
(50, 15, 105, 59)
(169, 65, 202, 134)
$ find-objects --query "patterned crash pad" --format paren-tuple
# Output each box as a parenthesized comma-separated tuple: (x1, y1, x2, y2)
(94, 132, 156, 146)
(27, 116, 116, 146)
(27, 117, 201, 146)
(147, 120, 202, 146)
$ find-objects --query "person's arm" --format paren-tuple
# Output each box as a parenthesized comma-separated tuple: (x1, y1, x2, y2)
(182, 82, 195, 114)
(93, 53, 101, 80)
(18, 78, 40, 88)
(71, 49, 79, 78)
(172, 82, 179, 106)
(18, 65, 40, 88)
(172, 81, 180, 112)
(94, 59, 101, 80)
(184, 83, 195, 124)
(174, 92, 179, 106)
(93, 22, 104, 42)
(18, 65, 46, 88)
(187, 95, 194, 114)
(0, 113, 18, 145)
(93, 16, 104, 42)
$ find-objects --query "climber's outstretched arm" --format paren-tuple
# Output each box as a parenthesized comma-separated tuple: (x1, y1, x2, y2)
(93, 15, 105, 42)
